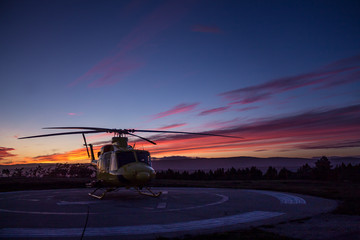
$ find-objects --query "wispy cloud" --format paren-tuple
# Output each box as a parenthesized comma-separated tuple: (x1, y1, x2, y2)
(191, 24, 223, 34)
(67, 112, 83, 116)
(142, 104, 360, 156)
(202, 118, 242, 130)
(157, 123, 187, 130)
(22, 146, 101, 164)
(69, 1, 194, 88)
(220, 54, 360, 105)
(198, 106, 230, 116)
(236, 106, 259, 112)
(18, 104, 360, 163)
(0, 147, 16, 162)
(151, 103, 199, 120)
(296, 139, 360, 150)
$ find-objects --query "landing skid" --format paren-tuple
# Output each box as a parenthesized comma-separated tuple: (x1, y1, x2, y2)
(88, 186, 161, 199)
(135, 187, 162, 198)
(88, 187, 117, 199)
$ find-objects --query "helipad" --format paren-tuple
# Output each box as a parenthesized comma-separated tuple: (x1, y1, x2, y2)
(0, 187, 337, 239)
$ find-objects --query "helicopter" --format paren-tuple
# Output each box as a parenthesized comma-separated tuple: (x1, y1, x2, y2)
(19, 127, 240, 199)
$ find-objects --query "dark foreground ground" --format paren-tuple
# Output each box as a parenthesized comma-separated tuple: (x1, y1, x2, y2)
(1, 177, 359, 240)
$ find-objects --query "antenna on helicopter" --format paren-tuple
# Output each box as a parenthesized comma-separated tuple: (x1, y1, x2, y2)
(82, 133, 90, 158)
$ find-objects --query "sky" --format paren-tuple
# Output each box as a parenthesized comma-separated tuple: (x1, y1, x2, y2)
(1, 0, 359, 165)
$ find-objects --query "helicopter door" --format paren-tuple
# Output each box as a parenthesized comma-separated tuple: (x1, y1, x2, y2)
(110, 153, 118, 172)
(99, 152, 111, 173)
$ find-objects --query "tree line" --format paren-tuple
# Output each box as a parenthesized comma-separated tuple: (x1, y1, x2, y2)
(1, 156, 359, 182)
(156, 156, 360, 182)
(1, 163, 95, 178)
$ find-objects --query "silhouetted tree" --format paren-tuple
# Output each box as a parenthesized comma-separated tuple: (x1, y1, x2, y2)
(264, 166, 278, 180)
(12, 168, 24, 177)
(314, 156, 332, 180)
(278, 167, 292, 179)
(249, 167, 263, 180)
(333, 163, 360, 182)
(226, 167, 238, 180)
(2, 169, 10, 177)
(296, 163, 313, 179)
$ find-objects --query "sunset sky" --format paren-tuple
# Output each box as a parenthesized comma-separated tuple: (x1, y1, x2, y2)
(1, 0, 359, 165)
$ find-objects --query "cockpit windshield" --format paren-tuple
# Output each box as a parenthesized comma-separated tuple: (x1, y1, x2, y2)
(109, 151, 151, 171)
(115, 151, 136, 167)
(136, 151, 151, 166)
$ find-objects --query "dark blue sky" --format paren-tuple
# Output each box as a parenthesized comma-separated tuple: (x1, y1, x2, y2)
(1, 0, 359, 164)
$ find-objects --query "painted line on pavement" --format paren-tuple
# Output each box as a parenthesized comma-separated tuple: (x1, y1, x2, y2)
(245, 190, 306, 204)
(0, 211, 284, 238)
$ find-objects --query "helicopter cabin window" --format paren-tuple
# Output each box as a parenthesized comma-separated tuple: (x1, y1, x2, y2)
(100, 152, 111, 172)
(114, 151, 136, 167)
(136, 151, 151, 165)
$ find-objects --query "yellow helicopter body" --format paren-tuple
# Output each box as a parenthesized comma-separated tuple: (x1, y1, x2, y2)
(87, 137, 160, 198)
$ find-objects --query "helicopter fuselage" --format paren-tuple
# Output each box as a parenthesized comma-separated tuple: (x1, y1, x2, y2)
(92, 144, 156, 188)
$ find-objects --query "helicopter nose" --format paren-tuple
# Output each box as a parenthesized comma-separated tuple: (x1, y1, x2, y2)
(136, 171, 151, 182)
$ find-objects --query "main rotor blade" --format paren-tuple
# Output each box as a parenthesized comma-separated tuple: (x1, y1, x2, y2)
(40, 127, 242, 138)
(18, 130, 105, 139)
(43, 127, 128, 134)
(127, 133, 157, 145)
(43, 127, 112, 132)
(133, 129, 242, 138)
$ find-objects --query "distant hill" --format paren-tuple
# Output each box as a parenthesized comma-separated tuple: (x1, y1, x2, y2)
(1, 156, 359, 173)
(152, 156, 360, 172)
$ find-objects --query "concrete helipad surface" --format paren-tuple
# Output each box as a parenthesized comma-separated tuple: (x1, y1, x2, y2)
(0, 187, 337, 239)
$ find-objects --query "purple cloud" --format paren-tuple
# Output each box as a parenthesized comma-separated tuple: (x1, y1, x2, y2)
(220, 54, 360, 104)
(236, 106, 259, 112)
(198, 106, 230, 116)
(149, 104, 360, 153)
(0, 147, 16, 161)
(151, 103, 199, 120)
(296, 139, 360, 150)
(157, 123, 187, 130)
(69, 1, 194, 88)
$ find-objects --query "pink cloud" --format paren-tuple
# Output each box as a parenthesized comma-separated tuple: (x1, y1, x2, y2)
(198, 106, 230, 116)
(67, 112, 83, 116)
(157, 123, 187, 130)
(202, 118, 241, 130)
(143, 104, 360, 156)
(220, 54, 360, 105)
(17, 104, 360, 163)
(192, 24, 223, 34)
(0, 147, 16, 161)
(237, 106, 259, 112)
(151, 103, 199, 120)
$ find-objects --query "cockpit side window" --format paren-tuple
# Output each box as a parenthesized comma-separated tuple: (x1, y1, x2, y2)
(136, 151, 151, 166)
